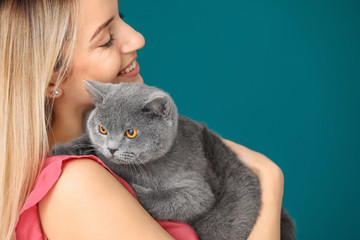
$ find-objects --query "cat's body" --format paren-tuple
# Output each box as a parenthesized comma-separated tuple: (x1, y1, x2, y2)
(51, 81, 295, 240)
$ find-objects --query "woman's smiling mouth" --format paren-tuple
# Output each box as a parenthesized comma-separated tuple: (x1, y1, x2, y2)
(117, 61, 140, 78)
(117, 54, 140, 78)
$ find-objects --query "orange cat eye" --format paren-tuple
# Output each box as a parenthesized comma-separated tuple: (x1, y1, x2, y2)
(125, 129, 137, 139)
(99, 125, 107, 135)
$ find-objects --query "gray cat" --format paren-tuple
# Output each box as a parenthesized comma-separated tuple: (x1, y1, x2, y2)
(51, 80, 295, 240)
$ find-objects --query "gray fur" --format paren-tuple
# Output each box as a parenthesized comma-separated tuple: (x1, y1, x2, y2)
(51, 81, 295, 240)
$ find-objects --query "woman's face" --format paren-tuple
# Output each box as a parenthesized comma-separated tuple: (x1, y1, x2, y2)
(60, 0, 145, 110)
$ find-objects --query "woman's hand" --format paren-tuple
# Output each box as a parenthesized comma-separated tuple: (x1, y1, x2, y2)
(223, 139, 284, 240)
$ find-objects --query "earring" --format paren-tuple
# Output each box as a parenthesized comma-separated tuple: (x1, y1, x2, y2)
(48, 88, 62, 98)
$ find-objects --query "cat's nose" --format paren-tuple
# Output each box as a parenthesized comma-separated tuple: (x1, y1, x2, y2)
(108, 148, 118, 155)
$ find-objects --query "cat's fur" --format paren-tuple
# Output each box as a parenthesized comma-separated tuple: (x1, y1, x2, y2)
(51, 80, 295, 240)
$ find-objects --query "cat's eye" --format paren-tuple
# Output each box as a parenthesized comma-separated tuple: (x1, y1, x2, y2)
(99, 125, 108, 135)
(125, 129, 137, 139)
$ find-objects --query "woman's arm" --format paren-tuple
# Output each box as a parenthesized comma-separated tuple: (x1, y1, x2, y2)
(38, 159, 175, 240)
(223, 139, 284, 240)
(39, 143, 283, 240)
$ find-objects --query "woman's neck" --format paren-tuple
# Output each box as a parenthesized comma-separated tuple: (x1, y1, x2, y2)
(48, 106, 91, 150)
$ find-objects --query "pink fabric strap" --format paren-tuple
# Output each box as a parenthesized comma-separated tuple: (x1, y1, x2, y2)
(15, 155, 198, 240)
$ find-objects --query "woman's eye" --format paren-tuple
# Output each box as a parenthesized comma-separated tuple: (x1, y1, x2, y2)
(99, 12, 124, 48)
(100, 34, 114, 48)
(125, 129, 137, 139)
(99, 125, 108, 135)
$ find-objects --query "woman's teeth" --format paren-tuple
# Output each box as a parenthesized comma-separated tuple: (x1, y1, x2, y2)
(120, 61, 136, 75)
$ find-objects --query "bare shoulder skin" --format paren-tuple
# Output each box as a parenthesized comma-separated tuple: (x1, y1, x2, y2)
(38, 159, 174, 240)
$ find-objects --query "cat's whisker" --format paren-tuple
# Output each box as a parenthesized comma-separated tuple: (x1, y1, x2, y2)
(146, 160, 160, 181)
(142, 161, 156, 186)
(135, 161, 147, 179)
(128, 161, 136, 183)
(131, 159, 143, 175)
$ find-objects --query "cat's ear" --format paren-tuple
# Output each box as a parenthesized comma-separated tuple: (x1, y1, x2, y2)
(83, 80, 107, 104)
(142, 92, 172, 118)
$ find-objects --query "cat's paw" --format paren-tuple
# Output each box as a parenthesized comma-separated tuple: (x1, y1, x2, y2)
(50, 143, 76, 156)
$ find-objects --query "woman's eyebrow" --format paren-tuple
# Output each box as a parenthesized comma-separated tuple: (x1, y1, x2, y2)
(89, 15, 115, 42)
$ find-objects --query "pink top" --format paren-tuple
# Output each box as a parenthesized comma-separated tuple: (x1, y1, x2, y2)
(14, 155, 199, 240)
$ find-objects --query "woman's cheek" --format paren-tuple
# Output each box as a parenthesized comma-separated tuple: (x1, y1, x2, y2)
(62, 76, 90, 105)
(95, 50, 121, 82)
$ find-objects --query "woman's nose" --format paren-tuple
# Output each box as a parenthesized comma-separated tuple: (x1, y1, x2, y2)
(118, 22, 145, 53)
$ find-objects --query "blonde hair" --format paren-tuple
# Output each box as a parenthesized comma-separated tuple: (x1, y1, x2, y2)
(0, 1, 79, 239)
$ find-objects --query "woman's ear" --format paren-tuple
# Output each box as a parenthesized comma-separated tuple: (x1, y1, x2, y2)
(46, 73, 64, 98)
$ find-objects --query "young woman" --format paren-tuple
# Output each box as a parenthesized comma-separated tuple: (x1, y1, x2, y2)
(0, 0, 285, 239)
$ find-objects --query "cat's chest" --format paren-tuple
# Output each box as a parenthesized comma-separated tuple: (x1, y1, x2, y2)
(117, 142, 206, 189)
(118, 148, 206, 184)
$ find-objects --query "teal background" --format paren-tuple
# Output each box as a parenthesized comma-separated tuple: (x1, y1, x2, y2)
(119, 0, 360, 239)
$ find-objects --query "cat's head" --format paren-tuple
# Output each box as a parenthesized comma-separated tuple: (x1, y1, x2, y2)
(84, 80, 178, 165)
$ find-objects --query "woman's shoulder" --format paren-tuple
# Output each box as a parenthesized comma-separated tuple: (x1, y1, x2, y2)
(38, 156, 133, 212)
(16, 155, 198, 240)
(37, 155, 175, 240)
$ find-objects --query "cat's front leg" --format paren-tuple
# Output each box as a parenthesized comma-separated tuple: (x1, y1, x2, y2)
(50, 134, 95, 157)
